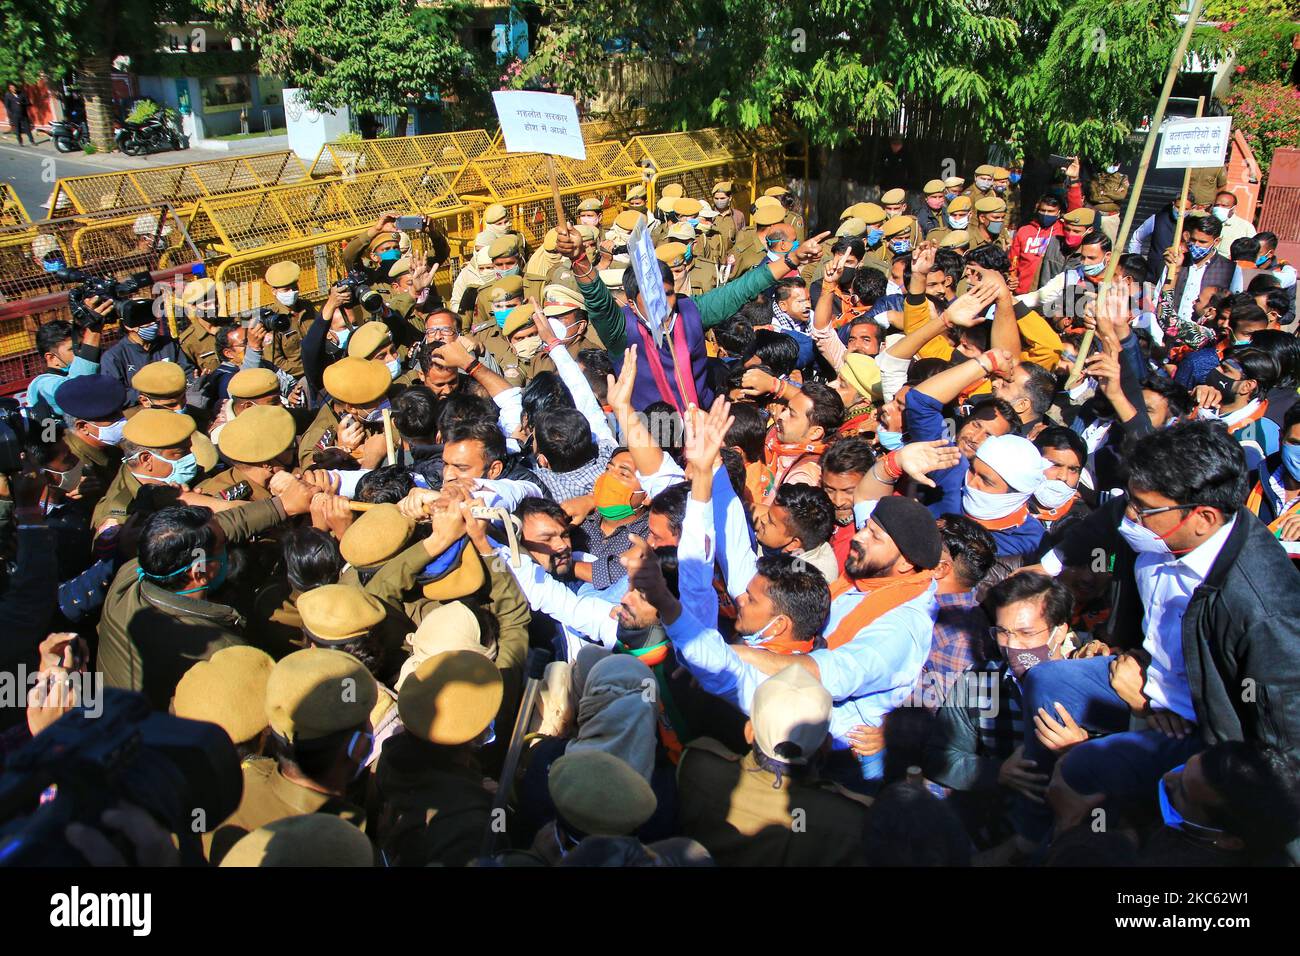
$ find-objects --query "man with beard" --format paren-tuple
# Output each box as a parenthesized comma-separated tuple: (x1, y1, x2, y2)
(820, 437, 875, 571)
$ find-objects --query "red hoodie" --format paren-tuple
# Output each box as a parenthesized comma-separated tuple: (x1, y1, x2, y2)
(1008, 180, 1085, 293)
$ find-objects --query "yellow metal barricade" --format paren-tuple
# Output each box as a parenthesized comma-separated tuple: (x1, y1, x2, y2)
(624, 125, 804, 209)
(0, 185, 30, 228)
(309, 129, 496, 178)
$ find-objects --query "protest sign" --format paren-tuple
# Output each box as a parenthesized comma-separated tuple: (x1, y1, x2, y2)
(628, 220, 669, 347)
(1156, 115, 1232, 169)
(490, 91, 586, 161)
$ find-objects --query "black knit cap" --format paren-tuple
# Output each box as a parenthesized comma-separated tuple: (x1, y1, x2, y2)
(870, 496, 942, 570)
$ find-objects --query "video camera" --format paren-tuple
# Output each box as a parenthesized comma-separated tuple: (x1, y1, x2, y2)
(56, 267, 154, 331)
(337, 269, 385, 313)
(0, 688, 242, 865)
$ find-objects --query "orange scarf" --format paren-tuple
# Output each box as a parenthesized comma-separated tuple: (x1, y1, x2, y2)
(824, 570, 934, 650)
(839, 406, 877, 438)
(744, 460, 775, 506)
(761, 634, 815, 654)
(831, 288, 868, 328)
(968, 503, 1031, 533)
(1032, 496, 1077, 523)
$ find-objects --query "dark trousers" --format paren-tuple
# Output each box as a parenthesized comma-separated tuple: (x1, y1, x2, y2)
(9, 117, 32, 144)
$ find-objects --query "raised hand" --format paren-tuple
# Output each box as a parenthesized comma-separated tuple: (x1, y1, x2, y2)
(605, 344, 638, 414)
(895, 439, 963, 488)
(942, 284, 998, 328)
(528, 296, 558, 347)
(793, 230, 832, 264)
(911, 242, 937, 275)
(683, 396, 734, 471)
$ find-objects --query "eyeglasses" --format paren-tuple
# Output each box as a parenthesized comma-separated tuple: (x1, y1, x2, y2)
(1124, 500, 1194, 522)
(426, 326, 456, 340)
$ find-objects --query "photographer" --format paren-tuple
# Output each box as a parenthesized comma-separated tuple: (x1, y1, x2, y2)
(262, 261, 318, 379)
(209, 322, 273, 404)
(300, 277, 367, 399)
(101, 298, 195, 407)
(0, 470, 58, 731)
(23, 306, 108, 424)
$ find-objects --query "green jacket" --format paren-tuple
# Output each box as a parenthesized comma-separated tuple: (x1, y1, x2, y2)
(575, 261, 779, 359)
(97, 498, 288, 709)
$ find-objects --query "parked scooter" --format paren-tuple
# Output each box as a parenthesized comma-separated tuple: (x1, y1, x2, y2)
(49, 117, 90, 153)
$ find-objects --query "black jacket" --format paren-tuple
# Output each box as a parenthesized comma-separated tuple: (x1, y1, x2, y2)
(1057, 497, 1300, 754)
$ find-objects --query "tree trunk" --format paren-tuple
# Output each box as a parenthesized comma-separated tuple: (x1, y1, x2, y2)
(80, 54, 117, 153)
(395, 110, 409, 138)
(816, 145, 847, 229)
(358, 112, 379, 139)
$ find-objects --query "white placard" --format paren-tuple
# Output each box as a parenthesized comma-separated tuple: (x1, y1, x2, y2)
(1156, 115, 1232, 169)
(490, 91, 587, 161)
(628, 221, 668, 347)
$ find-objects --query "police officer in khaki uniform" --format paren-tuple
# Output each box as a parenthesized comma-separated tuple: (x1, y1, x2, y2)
(964, 163, 999, 203)
(1088, 164, 1130, 243)
(880, 187, 909, 221)
(650, 196, 677, 242)
(765, 185, 805, 241)
(56, 374, 126, 494)
(575, 196, 605, 230)
(624, 183, 649, 214)
(540, 283, 606, 355)
(177, 277, 223, 374)
(730, 199, 787, 279)
(348, 320, 419, 388)
(1188, 164, 1228, 209)
(662, 221, 719, 296)
(206, 648, 374, 864)
(173, 645, 275, 756)
(468, 275, 526, 376)
(297, 583, 413, 692)
(220, 814, 376, 867)
(938, 229, 971, 256)
(471, 241, 526, 332)
(868, 213, 916, 272)
(916, 179, 948, 235)
(711, 180, 747, 252)
(676, 663, 871, 866)
(524, 228, 564, 304)
(127, 361, 190, 416)
(530, 749, 661, 865)
(482, 302, 553, 388)
(695, 202, 728, 263)
(844, 201, 889, 261)
(198, 404, 298, 502)
(92, 408, 199, 527)
(993, 166, 1019, 228)
(261, 261, 316, 378)
(298, 356, 392, 469)
(925, 194, 973, 246)
(970, 195, 1012, 251)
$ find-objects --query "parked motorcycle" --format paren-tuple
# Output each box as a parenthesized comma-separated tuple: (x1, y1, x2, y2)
(49, 117, 90, 153)
(114, 110, 189, 157)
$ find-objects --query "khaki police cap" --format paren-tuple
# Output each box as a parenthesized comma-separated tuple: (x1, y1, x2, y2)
(181, 277, 217, 306)
(339, 503, 414, 568)
(173, 645, 275, 745)
(217, 404, 297, 464)
(220, 814, 374, 868)
(542, 284, 585, 316)
(399, 649, 503, 746)
(752, 664, 832, 766)
(880, 188, 907, 205)
(656, 197, 678, 215)
(487, 274, 526, 300)
(655, 242, 688, 267)
(323, 356, 390, 406)
(974, 164, 997, 177)
(764, 185, 789, 197)
(421, 545, 485, 601)
(944, 176, 965, 190)
(661, 183, 684, 199)
(193, 432, 218, 473)
(502, 303, 536, 338)
(882, 215, 915, 238)
(541, 228, 560, 253)
(753, 205, 786, 227)
(549, 750, 657, 836)
(347, 321, 393, 360)
(1063, 207, 1098, 227)
(483, 203, 509, 224)
(847, 202, 886, 225)
(993, 166, 1010, 180)
(265, 647, 377, 743)
(487, 235, 521, 260)
(132, 361, 187, 399)
(574, 223, 599, 243)
(599, 267, 626, 289)
(264, 261, 300, 288)
(626, 184, 647, 200)
(712, 180, 734, 194)
(368, 230, 400, 253)
(923, 179, 946, 195)
(697, 201, 719, 219)
(754, 195, 783, 211)
(228, 368, 280, 402)
(947, 196, 973, 214)
(836, 217, 867, 238)
(298, 584, 387, 643)
(665, 222, 695, 242)
(577, 197, 603, 213)
(614, 210, 644, 232)
(974, 196, 1007, 214)
(387, 256, 412, 279)
(673, 197, 702, 218)
(122, 408, 196, 449)
(939, 229, 970, 249)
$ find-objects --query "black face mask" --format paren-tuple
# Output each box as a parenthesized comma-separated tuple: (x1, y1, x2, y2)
(838, 266, 859, 291)
(1205, 370, 1239, 402)
(616, 622, 667, 650)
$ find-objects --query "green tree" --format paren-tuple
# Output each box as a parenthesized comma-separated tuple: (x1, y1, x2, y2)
(202, 0, 481, 138)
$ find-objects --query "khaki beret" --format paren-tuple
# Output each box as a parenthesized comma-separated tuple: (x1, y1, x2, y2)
(347, 320, 393, 360)
(655, 197, 677, 215)
(665, 222, 695, 242)
(974, 164, 997, 177)
(387, 256, 411, 279)
(323, 357, 389, 406)
(753, 205, 785, 227)
(541, 228, 560, 253)
(752, 664, 832, 766)
(613, 210, 644, 232)
(542, 284, 585, 316)
(599, 268, 626, 289)
(502, 303, 536, 338)
(836, 217, 866, 238)
(297, 584, 387, 643)
(173, 645, 274, 745)
(368, 230, 400, 253)
(764, 185, 789, 197)
(264, 261, 300, 287)
(217, 404, 297, 464)
(577, 197, 603, 212)
(993, 166, 1010, 180)
(181, 277, 217, 306)
(228, 368, 280, 401)
(483, 203, 509, 224)
(422, 545, 485, 601)
(880, 188, 907, 205)
(754, 195, 783, 210)
(660, 183, 684, 199)
(938, 229, 970, 249)
(574, 223, 599, 243)
(655, 242, 688, 267)
(219, 814, 373, 868)
(132, 361, 186, 398)
(549, 751, 657, 837)
(399, 649, 502, 746)
(846, 202, 886, 225)
(712, 180, 734, 194)
(625, 184, 647, 200)
(974, 196, 1007, 214)
(673, 197, 702, 217)
(944, 176, 965, 190)
(266, 648, 377, 744)
(946, 196, 973, 214)
(487, 235, 521, 259)
(193, 431, 218, 473)
(882, 215, 915, 238)
(122, 408, 196, 449)
(923, 179, 946, 195)
(1063, 207, 1098, 227)
(339, 503, 414, 568)
(487, 274, 526, 299)
(407, 601, 484, 661)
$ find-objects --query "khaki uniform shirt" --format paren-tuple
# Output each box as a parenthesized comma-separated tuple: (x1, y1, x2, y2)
(179, 322, 221, 374)
(1087, 172, 1130, 215)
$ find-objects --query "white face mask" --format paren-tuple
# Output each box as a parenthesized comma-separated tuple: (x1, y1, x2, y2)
(1117, 514, 1177, 556)
(274, 289, 298, 307)
(949, 215, 969, 230)
(743, 616, 783, 646)
(1034, 478, 1076, 510)
(44, 459, 84, 493)
(962, 477, 1032, 520)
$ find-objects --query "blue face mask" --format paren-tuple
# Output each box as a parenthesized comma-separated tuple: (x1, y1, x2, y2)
(41, 258, 65, 273)
(987, 221, 1004, 236)
(1038, 213, 1059, 228)
(176, 550, 228, 596)
(687, 218, 699, 228)
(683, 245, 693, 263)
(866, 228, 884, 247)
(1009, 172, 1021, 184)
(1256, 253, 1271, 267)
(890, 239, 911, 255)
(877, 428, 905, 451)
(1083, 261, 1106, 276)
(332, 326, 353, 351)
(1158, 765, 1226, 840)
(363, 399, 392, 424)
(742, 616, 785, 647)
(135, 322, 160, 342)
(1282, 443, 1300, 482)
(386, 358, 403, 381)
(1189, 244, 1212, 262)
(133, 450, 199, 487)
(494, 307, 512, 329)
(378, 248, 402, 263)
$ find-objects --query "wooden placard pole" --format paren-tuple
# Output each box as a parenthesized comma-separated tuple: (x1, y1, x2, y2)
(1168, 96, 1207, 257)
(1065, 0, 1207, 388)
(546, 154, 566, 229)
(382, 407, 397, 467)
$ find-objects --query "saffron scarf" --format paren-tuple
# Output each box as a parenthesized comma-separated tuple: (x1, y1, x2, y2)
(968, 503, 1031, 533)
(824, 569, 934, 650)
